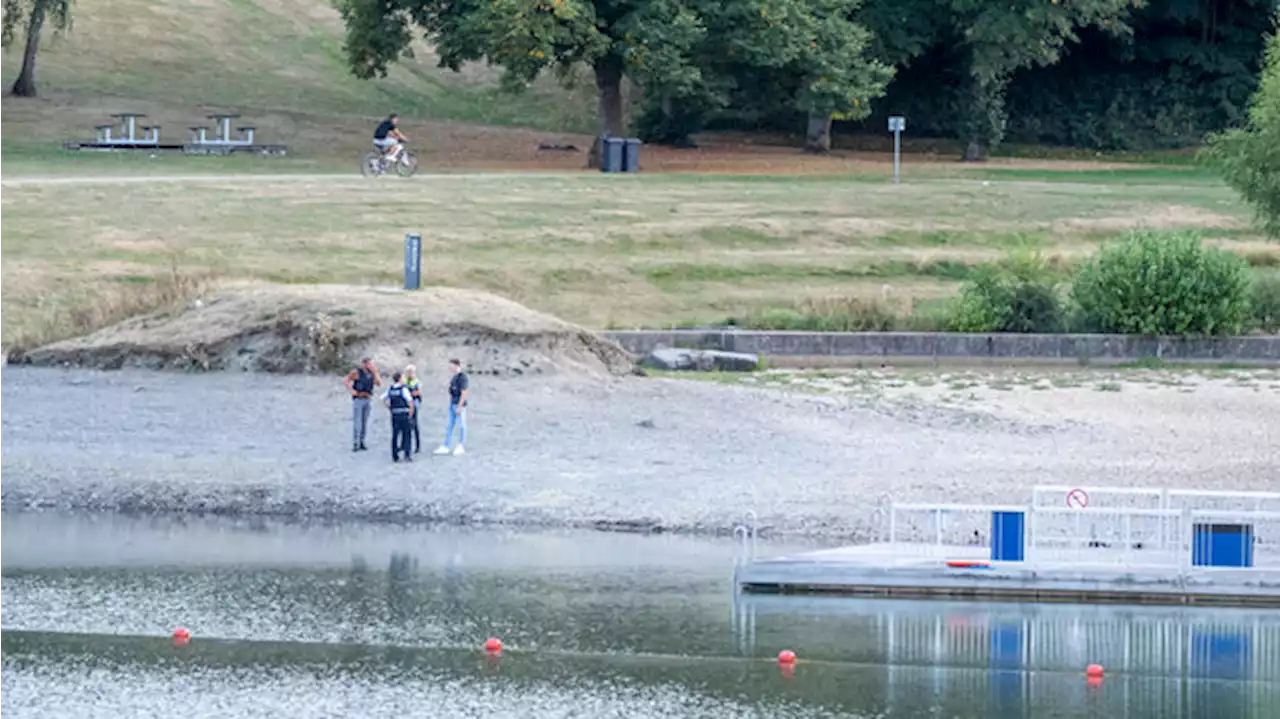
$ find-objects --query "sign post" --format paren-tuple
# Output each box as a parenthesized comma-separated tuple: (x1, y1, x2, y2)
(888, 116, 906, 184)
(404, 233, 422, 290)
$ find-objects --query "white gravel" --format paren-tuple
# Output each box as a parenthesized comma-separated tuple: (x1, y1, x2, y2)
(2, 366, 1277, 538)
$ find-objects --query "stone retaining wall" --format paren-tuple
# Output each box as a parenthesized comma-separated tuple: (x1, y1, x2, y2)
(602, 331, 1280, 365)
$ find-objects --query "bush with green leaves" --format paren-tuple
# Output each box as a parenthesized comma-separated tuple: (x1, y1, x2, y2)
(1071, 231, 1252, 336)
(1205, 14, 1280, 239)
(948, 253, 1064, 333)
(1252, 274, 1280, 333)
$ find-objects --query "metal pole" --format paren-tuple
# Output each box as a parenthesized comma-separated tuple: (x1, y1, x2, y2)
(404, 233, 422, 290)
(893, 130, 901, 184)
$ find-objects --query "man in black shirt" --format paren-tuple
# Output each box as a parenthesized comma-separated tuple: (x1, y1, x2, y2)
(433, 358, 469, 456)
(373, 113, 408, 163)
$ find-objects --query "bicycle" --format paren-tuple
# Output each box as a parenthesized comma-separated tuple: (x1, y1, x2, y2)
(361, 143, 419, 178)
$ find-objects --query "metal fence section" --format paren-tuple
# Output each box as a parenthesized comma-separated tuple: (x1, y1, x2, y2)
(1028, 507, 1187, 563)
(886, 488, 1279, 572)
(886, 503, 1027, 550)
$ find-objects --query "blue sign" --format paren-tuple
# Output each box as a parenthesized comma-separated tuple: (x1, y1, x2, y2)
(404, 233, 422, 290)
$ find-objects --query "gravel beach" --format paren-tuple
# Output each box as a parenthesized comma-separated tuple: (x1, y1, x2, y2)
(2, 366, 1277, 538)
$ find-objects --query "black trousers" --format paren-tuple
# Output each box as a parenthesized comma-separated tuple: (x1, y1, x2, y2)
(410, 408, 421, 454)
(391, 414, 413, 459)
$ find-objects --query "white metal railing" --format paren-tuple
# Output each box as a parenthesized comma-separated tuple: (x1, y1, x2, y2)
(884, 499, 1276, 571)
(887, 503, 1027, 548)
(1032, 485, 1165, 510)
(1032, 485, 1280, 514)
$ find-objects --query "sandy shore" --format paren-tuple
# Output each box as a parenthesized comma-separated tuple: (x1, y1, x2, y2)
(2, 366, 1276, 538)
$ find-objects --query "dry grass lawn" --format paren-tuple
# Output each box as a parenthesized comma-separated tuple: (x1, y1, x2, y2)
(2, 170, 1271, 349)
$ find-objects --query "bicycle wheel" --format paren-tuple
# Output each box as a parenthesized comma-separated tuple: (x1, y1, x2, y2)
(395, 151, 419, 178)
(360, 151, 382, 178)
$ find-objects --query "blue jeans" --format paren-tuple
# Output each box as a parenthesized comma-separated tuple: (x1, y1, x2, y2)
(444, 404, 466, 448)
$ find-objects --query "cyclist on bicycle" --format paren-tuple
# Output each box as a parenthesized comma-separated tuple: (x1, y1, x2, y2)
(373, 113, 408, 164)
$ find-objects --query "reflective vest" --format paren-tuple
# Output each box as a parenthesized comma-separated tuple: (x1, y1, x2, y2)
(405, 377, 422, 404)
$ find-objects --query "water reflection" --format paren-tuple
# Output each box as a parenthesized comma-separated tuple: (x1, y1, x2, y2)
(730, 595, 1280, 718)
(2, 511, 1277, 718)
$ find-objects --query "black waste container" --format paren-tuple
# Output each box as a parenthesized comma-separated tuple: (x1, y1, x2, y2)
(599, 136, 624, 173)
(623, 138, 642, 173)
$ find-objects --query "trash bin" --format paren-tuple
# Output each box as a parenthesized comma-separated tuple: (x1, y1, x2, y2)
(623, 138, 642, 173)
(599, 136, 625, 173)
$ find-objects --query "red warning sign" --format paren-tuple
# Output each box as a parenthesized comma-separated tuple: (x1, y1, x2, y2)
(1066, 488, 1089, 509)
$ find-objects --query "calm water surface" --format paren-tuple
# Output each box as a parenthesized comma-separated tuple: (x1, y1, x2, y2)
(2, 512, 1277, 718)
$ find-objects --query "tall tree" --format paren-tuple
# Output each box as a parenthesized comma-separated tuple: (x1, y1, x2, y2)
(2, 0, 72, 97)
(946, 0, 1141, 161)
(338, 0, 704, 153)
(338, 0, 889, 156)
(1207, 12, 1280, 238)
(703, 0, 893, 153)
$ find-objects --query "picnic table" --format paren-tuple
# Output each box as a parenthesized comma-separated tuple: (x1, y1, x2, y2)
(207, 113, 241, 143)
(110, 113, 148, 142)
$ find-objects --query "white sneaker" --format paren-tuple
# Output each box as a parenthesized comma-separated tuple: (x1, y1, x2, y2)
(433, 445, 450, 455)
(452, 445, 466, 456)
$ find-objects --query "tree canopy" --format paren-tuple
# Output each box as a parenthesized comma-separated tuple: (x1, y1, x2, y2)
(338, 0, 891, 155)
(1208, 11, 1280, 239)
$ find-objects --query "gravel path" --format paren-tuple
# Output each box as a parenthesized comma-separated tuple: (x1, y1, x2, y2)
(2, 367, 1275, 538)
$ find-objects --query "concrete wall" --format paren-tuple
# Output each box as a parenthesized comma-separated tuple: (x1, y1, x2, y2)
(602, 331, 1280, 365)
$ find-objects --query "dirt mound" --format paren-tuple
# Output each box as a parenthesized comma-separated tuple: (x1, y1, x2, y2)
(17, 284, 634, 377)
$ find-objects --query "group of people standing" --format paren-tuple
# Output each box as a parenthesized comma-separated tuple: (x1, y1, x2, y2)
(345, 358, 470, 462)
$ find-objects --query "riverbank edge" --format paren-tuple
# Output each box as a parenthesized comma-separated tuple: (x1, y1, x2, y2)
(604, 331, 1280, 366)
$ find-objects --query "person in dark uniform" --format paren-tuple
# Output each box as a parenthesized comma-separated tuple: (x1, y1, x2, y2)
(382, 372, 416, 462)
(344, 357, 382, 451)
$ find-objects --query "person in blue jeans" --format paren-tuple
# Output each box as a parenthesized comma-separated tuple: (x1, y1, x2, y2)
(433, 358, 469, 456)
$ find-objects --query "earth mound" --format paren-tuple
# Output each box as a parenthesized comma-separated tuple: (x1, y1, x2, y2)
(16, 284, 634, 377)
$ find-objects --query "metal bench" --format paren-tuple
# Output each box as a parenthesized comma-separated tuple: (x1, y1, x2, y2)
(189, 126, 210, 143)
(139, 125, 161, 143)
(94, 124, 114, 143)
(236, 126, 256, 144)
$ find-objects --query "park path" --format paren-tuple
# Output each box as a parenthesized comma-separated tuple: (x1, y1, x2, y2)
(0, 172, 575, 187)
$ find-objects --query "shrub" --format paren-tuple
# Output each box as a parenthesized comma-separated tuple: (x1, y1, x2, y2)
(1204, 15, 1280, 239)
(1252, 275, 1280, 333)
(743, 296, 902, 332)
(948, 252, 1065, 333)
(1071, 230, 1252, 336)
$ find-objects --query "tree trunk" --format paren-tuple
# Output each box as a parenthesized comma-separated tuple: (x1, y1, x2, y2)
(962, 139, 987, 163)
(804, 112, 832, 154)
(11, 1, 47, 98)
(588, 55, 626, 169)
(959, 74, 1007, 163)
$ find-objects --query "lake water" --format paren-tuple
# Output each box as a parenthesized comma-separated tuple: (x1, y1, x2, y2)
(3, 512, 1277, 718)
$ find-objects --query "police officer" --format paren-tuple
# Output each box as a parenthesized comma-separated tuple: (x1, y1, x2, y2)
(344, 357, 382, 451)
(404, 364, 423, 456)
(382, 372, 415, 462)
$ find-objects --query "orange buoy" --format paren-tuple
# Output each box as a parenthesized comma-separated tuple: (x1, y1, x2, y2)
(777, 649, 797, 664)
(173, 627, 191, 645)
(484, 637, 503, 653)
(1086, 663, 1104, 678)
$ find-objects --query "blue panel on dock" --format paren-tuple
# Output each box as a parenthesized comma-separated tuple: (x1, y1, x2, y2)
(1192, 523, 1254, 568)
(991, 512, 1025, 562)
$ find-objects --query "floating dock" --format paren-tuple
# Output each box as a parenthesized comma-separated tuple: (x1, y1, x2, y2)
(735, 486, 1280, 608)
